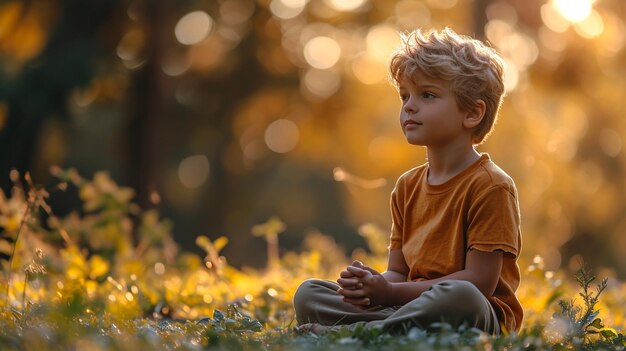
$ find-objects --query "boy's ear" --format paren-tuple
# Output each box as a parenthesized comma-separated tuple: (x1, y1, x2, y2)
(463, 99, 486, 129)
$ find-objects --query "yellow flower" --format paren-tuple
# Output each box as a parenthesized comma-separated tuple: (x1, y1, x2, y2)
(88, 255, 109, 279)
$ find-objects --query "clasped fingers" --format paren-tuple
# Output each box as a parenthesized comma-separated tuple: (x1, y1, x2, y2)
(337, 287, 367, 299)
(337, 277, 363, 289)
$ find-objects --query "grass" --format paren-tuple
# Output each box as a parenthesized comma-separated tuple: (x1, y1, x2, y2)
(0, 168, 625, 350)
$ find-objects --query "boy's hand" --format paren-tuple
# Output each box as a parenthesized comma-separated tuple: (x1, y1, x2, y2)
(337, 265, 392, 307)
(336, 260, 366, 290)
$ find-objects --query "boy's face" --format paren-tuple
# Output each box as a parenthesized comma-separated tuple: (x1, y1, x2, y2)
(398, 71, 471, 148)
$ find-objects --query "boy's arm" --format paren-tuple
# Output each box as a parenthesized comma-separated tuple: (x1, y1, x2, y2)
(382, 248, 409, 282)
(387, 249, 503, 305)
(339, 249, 502, 307)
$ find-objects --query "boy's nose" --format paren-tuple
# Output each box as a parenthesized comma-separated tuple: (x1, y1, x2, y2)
(404, 100, 418, 114)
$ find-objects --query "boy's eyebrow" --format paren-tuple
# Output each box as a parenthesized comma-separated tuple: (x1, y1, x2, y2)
(414, 82, 444, 90)
(399, 78, 445, 90)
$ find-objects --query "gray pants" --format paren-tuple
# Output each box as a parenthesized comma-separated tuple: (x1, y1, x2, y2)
(293, 279, 500, 334)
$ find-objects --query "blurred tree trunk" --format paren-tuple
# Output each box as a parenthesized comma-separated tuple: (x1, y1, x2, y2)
(190, 30, 271, 251)
(126, 0, 172, 212)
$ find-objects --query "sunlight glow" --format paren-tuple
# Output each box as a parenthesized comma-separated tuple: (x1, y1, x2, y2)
(600, 13, 626, 55)
(541, 3, 570, 32)
(503, 59, 519, 93)
(574, 10, 605, 38)
(303, 36, 341, 69)
(551, 0, 591, 23)
(366, 25, 401, 63)
(323, 0, 367, 12)
(598, 128, 622, 157)
(395, 1, 431, 30)
(538, 27, 567, 53)
(351, 53, 386, 85)
(264, 119, 300, 153)
(503, 33, 538, 68)
(425, 0, 457, 10)
(175, 11, 213, 45)
(486, 2, 518, 26)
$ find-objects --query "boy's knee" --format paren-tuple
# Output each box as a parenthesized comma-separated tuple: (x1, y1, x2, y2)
(293, 279, 316, 305)
(427, 280, 488, 316)
(293, 279, 324, 322)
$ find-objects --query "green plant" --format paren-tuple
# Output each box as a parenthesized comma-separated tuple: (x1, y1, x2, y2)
(549, 266, 618, 347)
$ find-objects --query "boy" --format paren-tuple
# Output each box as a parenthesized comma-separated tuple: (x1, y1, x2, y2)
(293, 28, 523, 335)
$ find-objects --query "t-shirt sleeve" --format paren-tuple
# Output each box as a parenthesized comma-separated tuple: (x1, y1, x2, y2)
(466, 184, 521, 257)
(388, 178, 404, 250)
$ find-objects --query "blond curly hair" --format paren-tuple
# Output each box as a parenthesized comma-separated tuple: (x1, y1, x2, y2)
(389, 28, 506, 144)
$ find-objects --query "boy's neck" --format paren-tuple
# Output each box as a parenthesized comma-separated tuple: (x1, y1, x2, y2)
(425, 143, 481, 186)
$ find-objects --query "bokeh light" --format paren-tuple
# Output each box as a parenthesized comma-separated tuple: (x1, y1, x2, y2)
(219, 0, 256, 26)
(175, 11, 213, 45)
(269, 0, 307, 20)
(599, 13, 626, 55)
(116, 28, 144, 61)
(264, 119, 300, 153)
(574, 10, 605, 39)
(323, 0, 368, 12)
(178, 155, 210, 188)
(394, 0, 431, 30)
(302, 68, 341, 98)
(425, 0, 457, 10)
(552, 0, 592, 23)
(161, 50, 191, 76)
(303, 36, 341, 69)
(486, 2, 518, 26)
(351, 53, 386, 85)
(541, 3, 570, 33)
(598, 128, 622, 157)
(366, 25, 401, 63)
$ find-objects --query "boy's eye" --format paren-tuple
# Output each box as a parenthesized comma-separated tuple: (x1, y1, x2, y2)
(422, 92, 436, 99)
(400, 94, 409, 102)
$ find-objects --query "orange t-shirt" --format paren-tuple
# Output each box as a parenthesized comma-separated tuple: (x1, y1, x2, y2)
(388, 154, 523, 332)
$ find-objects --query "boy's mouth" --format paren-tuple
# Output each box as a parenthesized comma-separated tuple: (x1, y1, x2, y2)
(404, 120, 422, 127)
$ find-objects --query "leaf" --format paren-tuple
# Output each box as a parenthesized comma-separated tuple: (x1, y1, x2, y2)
(588, 318, 604, 330)
(196, 235, 210, 250)
(242, 319, 262, 332)
(600, 329, 617, 339)
(581, 310, 599, 326)
(196, 317, 212, 325)
(213, 309, 225, 322)
(213, 236, 228, 252)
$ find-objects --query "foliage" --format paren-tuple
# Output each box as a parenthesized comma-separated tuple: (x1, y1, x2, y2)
(1, 170, 626, 350)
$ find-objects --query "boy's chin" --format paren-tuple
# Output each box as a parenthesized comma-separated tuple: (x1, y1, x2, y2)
(404, 138, 426, 146)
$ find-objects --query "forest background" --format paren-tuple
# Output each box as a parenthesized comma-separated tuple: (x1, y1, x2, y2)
(1, 0, 626, 279)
